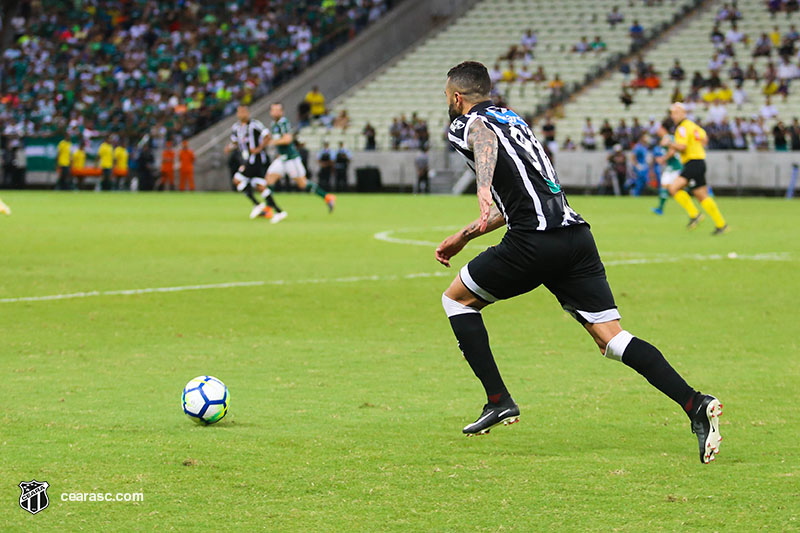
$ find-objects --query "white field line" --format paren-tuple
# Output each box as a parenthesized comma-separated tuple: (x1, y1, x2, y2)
(0, 230, 791, 304)
(0, 272, 453, 304)
(374, 228, 793, 263)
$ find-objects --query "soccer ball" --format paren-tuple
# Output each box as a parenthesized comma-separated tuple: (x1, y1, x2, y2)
(182, 376, 229, 425)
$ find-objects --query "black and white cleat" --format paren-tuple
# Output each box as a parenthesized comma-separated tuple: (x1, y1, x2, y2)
(690, 394, 723, 464)
(463, 399, 520, 436)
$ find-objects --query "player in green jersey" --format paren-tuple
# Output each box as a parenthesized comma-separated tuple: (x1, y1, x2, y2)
(265, 103, 336, 222)
(653, 120, 682, 215)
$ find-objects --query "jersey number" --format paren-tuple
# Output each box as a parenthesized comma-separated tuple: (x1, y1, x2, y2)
(508, 125, 561, 193)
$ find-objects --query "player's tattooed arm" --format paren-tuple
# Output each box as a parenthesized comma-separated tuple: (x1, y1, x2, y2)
(467, 119, 498, 190)
(460, 205, 504, 241)
(466, 118, 498, 231)
(435, 205, 504, 267)
(434, 119, 502, 268)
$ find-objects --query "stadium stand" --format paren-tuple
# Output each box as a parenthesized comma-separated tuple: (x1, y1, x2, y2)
(0, 0, 395, 142)
(556, 0, 800, 151)
(302, 0, 699, 151)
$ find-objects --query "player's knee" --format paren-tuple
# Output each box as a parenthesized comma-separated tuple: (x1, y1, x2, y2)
(441, 293, 480, 317)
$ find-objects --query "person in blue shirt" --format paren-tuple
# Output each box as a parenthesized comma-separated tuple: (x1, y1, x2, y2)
(631, 133, 650, 196)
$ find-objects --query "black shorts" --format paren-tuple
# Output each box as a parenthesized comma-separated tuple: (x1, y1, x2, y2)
(680, 159, 707, 189)
(241, 159, 266, 180)
(459, 224, 620, 324)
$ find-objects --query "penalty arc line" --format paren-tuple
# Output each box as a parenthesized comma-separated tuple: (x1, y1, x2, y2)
(374, 228, 793, 263)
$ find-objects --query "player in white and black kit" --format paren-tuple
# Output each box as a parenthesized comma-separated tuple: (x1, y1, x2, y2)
(435, 62, 723, 464)
(224, 105, 284, 219)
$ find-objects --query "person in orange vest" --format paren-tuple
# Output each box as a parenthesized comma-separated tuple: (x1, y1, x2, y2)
(178, 140, 195, 191)
(158, 140, 176, 191)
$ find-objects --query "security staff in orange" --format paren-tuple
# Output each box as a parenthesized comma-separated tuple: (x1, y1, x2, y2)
(179, 140, 195, 191)
(158, 140, 176, 191)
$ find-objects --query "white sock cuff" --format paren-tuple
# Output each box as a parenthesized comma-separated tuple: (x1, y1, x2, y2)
(234, 173, 248, 191)
(605, 330, 634, 361)
(441, 294, 480, 317)
(260, 187, 272, 198)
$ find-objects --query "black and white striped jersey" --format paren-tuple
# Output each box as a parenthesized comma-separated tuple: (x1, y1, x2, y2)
(230, 119, 268, 164)
(448, 101, 585, 231)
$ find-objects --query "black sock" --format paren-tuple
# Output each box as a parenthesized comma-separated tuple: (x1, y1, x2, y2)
(621, 338, 696, 415)
(244, 185, 260, 206)
(448, 313, 509, 404)
(262, 190, 282, 212)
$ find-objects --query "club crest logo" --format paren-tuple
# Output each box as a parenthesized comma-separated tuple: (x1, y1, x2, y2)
(450, 119, 466, 132)
(19, 480, 50, 515)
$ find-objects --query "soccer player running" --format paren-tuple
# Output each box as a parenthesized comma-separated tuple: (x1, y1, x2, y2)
(225, 105, 284, 220)
(263, 102, 336, 223)
(659, 103, 728, 234)
(652, 120, 681, 215)
(435, 62, 723, 464)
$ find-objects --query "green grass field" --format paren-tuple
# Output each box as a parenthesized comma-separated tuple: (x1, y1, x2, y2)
(1, 191, 798, 531)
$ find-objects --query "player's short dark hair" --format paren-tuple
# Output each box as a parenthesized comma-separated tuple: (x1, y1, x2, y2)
(447, 61, 491, 98)
(661, 118, 674, 130)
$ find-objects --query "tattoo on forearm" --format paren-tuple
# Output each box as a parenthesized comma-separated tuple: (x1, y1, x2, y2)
(461, 206, 503, 241)
(467, 119, 498, 190)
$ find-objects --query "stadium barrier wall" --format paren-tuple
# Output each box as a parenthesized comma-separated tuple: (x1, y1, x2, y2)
(22, 151, 799, 194)
(302, 150, 800, 194)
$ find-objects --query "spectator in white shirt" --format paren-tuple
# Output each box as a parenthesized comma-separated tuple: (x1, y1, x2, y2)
(647, 116, 660, 136)
(708, 52, 726, 72)
(517, 64, 533, 84)
(607, 6, 624, 27)
(777, 57, 799, 80)
(760, 96, 778, 120)
(749, 117, 768, 150)
(521, 29, 538, 51)
(731, 117, 747, 149)
(489, 63, 503, 86)
(708, 100, 728, 125)
(573, 36, 590, 54)
(732, 84, 747, 108)
(725, 23, 744, 45)
(581, 118, 597, 150)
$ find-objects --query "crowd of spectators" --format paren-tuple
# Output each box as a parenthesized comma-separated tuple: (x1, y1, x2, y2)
(767, 0, 800, 18)
(388, 113, 429, 151)
(574, 111, 800, 153)
(599, 1, 800, 152)
(0, 0, 394, 185)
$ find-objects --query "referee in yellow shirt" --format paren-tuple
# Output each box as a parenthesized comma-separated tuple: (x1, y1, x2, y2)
(56, 133, 72, 190)
(662, 103, 728, 234)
